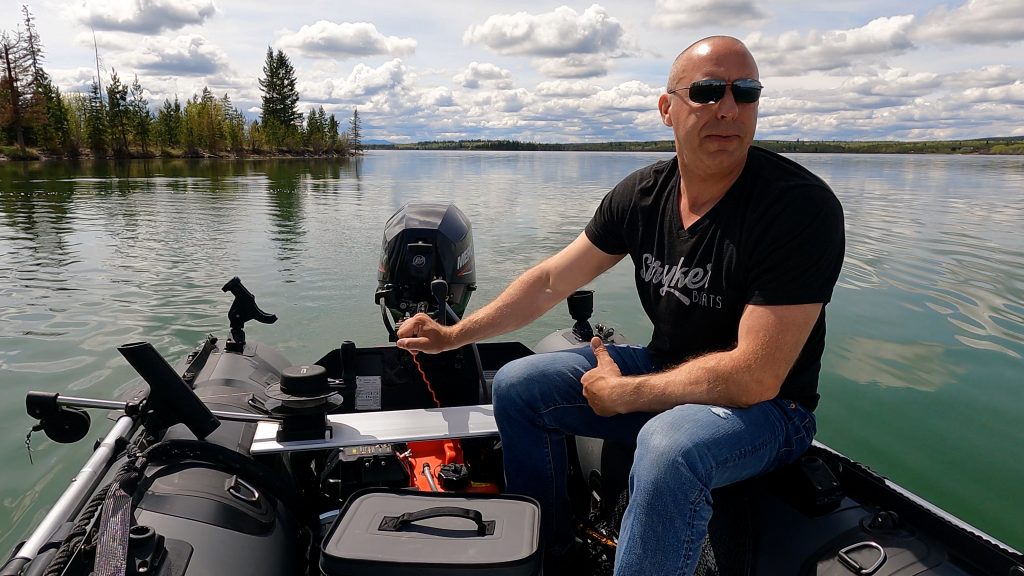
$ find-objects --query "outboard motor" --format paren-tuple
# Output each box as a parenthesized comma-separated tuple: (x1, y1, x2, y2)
(376, 203, 476, 338)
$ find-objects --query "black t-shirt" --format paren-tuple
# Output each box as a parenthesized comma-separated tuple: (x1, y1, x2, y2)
(584, 146, 845, 410)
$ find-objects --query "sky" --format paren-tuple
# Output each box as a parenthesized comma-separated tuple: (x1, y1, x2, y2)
(13, 0, 1024, 143)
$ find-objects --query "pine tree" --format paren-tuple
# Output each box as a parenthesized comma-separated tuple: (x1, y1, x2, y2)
(19, 5, 46, 146)
(38, 79, 70, 155)
(327, 113, 340, 154)
(221, 93, 245, 154)
(257, 47, 301, 149)
(306, 105, 329, 153)
(106, 69, 130, 157)
(128, 75, 151, 155)
(0, 6, 70, 156)
(85, 81, 107, 156)
(197, 86, 223, 153)
(248, 118, 262, 154)
(21, 6, 42, 82)
(156, 97, 182, 150)
(0, 30, 30, 154)
(349, 107, 362, 154)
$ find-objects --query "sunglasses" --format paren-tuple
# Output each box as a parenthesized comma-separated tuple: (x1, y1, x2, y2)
(668, 78, 763, 105)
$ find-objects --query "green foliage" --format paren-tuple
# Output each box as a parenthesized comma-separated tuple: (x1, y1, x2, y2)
(1, 144, 39, 159)
(376, 138, 1024, 155)
(349, 108, 362, 153)
(128, 75, 151, 155)
(61, 91, 89, 153)
(156, 97, 183, 150)
(84, 81, 106, 156)
(305, 106, 329, 153)
(0, 29, 31, 153)
(36, 76, 71, 154)
(1, 14, 355, 160)
(106, 69, 130, 157)
(381, 139, 676, 152)
(222, 93, 246, 154)
(258, 47, 301, 149)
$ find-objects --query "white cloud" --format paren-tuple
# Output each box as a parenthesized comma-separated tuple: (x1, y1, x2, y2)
(651, 0, 767, 30)
(479, 88, 533, 113)
(747, 15, 917, 75)
(579, 80, 661, 114)
(454, 62, 513, 89)
(276, 21, 416, 59)
(536, 55, 610, 79)
(420, 87, 457, 108)
(960, 82, 1024, 105)
(954, 65, 1021, 88)
(301, 59, 412, 104)
(37, 0, 1024, 142)
(50, 67, 102, 94)
(845, 68, 942, 98)
(534, 80, 603, 97)
(914, 0, 1024, 45)
(464, 5, 625, 58)
(128, 34, 231, 76)
(75, 0, 217, 34)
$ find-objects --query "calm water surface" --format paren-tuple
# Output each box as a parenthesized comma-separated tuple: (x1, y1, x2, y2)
(1, 151, 1022, 554)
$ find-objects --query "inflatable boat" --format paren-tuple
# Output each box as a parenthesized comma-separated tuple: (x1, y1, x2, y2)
(4, 204, 1023, 576)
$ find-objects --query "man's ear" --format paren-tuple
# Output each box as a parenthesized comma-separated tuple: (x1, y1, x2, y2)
(658, 94, 673, 126)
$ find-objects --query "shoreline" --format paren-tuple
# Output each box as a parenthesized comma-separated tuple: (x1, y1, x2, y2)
(3, 138, 1023, 161)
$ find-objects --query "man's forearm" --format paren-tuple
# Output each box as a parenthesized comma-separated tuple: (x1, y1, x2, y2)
(616, 349, 782, 413)
(450, 264, 569, 347)
(608, 303, 820, 414)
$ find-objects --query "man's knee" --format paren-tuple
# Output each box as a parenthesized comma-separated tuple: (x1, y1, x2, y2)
(491, 355, 538, 408)
(632, 409, 716, 486)
(493, 351, 591, 409)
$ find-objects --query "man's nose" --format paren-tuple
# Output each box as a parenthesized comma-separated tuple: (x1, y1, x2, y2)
(716, 88, 739, 120)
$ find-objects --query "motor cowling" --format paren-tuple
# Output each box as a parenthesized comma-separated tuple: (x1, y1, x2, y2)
(377, 203, 476, 322)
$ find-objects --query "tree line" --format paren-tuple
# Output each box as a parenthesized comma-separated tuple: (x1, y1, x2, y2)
(375, 138, 1024, 155)
(1, 6, 362, 160)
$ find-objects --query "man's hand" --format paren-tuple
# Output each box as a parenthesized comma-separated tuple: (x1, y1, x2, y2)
(581, 337, 628, 416)
(396, 313, 456, 354)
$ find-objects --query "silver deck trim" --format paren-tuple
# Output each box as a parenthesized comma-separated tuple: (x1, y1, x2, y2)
(250, 404, 498, 454)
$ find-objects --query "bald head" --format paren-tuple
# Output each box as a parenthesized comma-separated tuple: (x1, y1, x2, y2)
(667, 36, 758, 91)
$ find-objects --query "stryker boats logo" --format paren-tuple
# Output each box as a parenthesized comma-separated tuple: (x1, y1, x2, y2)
(640, 254, 720, 308)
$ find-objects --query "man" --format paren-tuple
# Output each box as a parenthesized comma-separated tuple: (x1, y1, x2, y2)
(397, 35, 845, 576)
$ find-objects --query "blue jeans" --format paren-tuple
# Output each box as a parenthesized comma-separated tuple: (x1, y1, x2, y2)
(491, 344, 816, 576)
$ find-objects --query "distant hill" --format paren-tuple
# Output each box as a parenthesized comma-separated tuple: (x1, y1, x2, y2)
(364, 137, 1024, 155)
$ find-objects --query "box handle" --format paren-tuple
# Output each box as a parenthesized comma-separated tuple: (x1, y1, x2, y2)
(379, 506, 495, 536)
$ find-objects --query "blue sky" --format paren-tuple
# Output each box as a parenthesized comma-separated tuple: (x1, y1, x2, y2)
(21, 0, 1024, 143)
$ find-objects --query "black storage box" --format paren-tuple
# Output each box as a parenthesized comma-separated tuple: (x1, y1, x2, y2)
(320, 488, 541, 576)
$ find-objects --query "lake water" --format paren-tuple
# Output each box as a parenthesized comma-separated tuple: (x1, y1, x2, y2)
(1, 151, 1022, 555)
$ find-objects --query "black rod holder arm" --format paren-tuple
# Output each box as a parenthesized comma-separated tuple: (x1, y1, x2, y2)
(222, 277, 277, 352)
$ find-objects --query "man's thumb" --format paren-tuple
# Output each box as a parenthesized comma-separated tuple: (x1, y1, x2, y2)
(590, 336, 610, 363)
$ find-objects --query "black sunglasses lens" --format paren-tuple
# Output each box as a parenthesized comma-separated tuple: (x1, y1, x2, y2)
(688, 80, 726, 104)
(732, 80, 762, 103)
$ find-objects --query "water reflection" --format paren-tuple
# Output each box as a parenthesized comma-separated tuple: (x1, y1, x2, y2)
(262, 160, 306, 269)
(802, 154, 1024, 371)
(829, 336, 965, 391)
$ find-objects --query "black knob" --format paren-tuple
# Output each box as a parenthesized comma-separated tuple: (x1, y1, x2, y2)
(567, 290, 594, 323)
(280, 365, 328, 396)
(340, 341, 357, 387)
